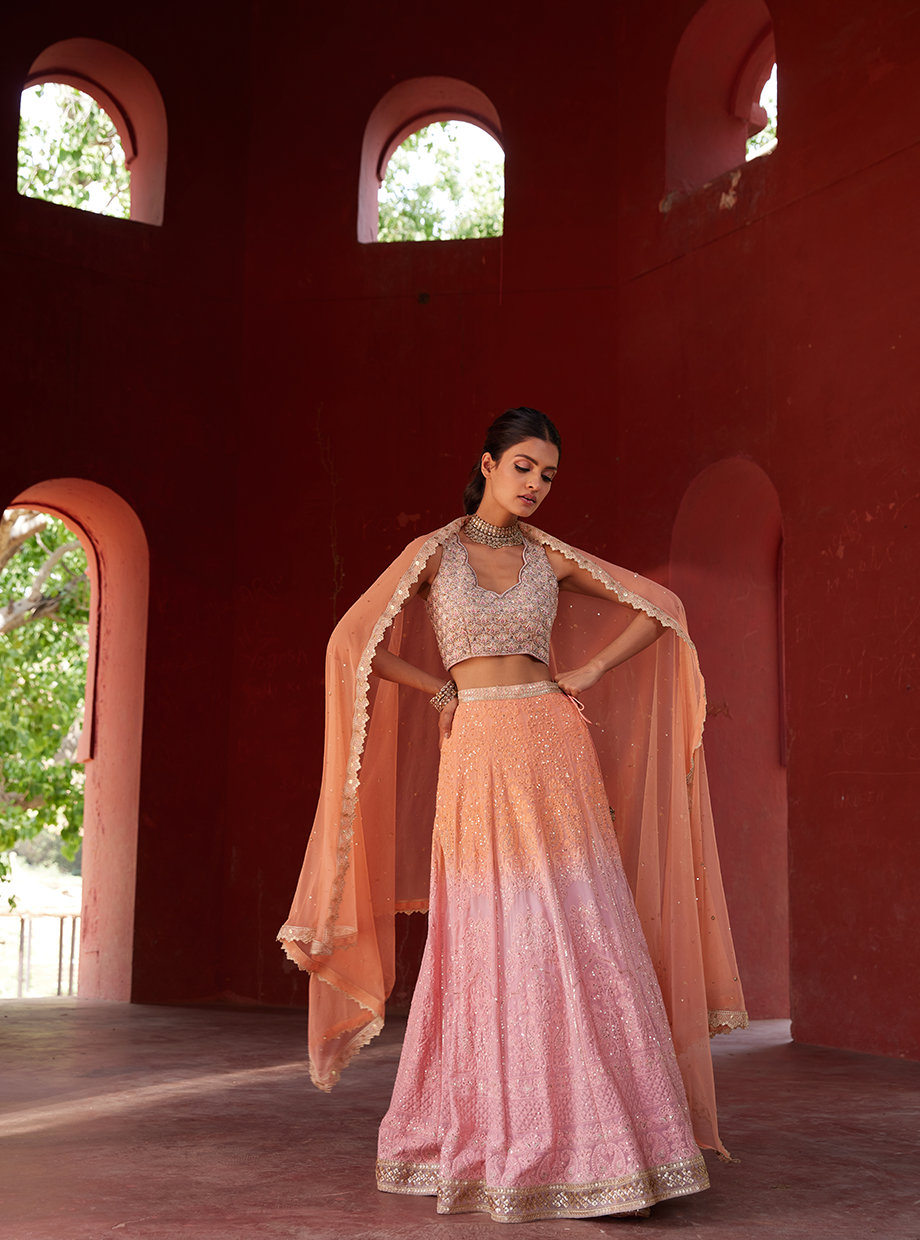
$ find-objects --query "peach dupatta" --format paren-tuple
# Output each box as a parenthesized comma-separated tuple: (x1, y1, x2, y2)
(278, 518, 747, 1156)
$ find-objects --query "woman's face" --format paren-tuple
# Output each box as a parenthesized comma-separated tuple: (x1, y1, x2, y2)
(481, 436, 559, 520)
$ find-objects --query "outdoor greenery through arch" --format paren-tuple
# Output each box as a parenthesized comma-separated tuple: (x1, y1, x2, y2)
(378, 120, 504, 242)
(0, 513, 89, 903)
(746, 63, 777, 161)
(18, 83, 131, 218)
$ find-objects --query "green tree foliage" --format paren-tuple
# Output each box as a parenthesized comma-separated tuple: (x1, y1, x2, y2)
(17, 83, 131, 218)
(14, 830, 82, 876)
(746, 112, 777, 160)
(746, 64, 778, 161)
(0, 514, 89, 895)
(378, 122, 504, 243)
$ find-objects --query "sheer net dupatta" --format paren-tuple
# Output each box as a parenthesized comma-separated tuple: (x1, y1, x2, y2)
(278, 519, 747, 1155)
(537, 529, 748, 1157)
(277, 527, 454, 1090)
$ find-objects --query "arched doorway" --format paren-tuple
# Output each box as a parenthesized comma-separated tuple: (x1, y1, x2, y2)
(8, 480, 148, 1000)
(670, 458, 788, 1018)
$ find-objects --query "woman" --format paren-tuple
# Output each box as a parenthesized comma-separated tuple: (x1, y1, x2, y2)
(278, 408, 747, 1223)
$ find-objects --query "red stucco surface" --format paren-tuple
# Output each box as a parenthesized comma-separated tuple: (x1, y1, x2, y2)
(2, 1, 918, 1063)
(617, 0, 920, 1060)
(671, 460, 788, 1020)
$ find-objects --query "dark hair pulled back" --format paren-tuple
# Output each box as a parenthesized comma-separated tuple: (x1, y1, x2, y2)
(462, 407, 562, 515)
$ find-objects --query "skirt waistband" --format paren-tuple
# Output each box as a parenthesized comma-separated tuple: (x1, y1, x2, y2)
(457, 681, 562, 703)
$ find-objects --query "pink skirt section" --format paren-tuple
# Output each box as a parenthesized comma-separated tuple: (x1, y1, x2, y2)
(376, 684, 709, 1223)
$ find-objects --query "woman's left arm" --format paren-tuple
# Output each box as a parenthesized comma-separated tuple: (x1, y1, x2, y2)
(545, 549, 665, 697)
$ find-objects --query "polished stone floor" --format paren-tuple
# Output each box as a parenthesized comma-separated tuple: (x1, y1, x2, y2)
(2, 1000, 919, 1239)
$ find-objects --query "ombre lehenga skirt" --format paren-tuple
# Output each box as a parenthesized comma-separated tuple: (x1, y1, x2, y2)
(376, 682, 709, 1223)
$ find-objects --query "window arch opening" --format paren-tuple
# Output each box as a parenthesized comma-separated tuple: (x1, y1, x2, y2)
(358, 77, 503, 243)
(745, 62, 777, 161)
(0, 510, 89, 995)
(665, 0, 775, 196)
(20, 38, 167, 226)
(18, 83, 131, 219)
(377, 120, 504, 243)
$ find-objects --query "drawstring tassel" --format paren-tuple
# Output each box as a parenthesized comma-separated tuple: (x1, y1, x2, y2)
(562, 693, 593, 725)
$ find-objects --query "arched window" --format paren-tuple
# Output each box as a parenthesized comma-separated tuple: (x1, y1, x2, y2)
(20, 38, 167, 226)
(746, 62, 777, 161)
(358, 77, 503, 244)
(377, 120, 504, 242)
(18, 83, 131, 218)
(666, 0, 775, 195)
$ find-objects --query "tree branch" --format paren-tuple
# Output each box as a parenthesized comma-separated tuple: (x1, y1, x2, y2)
(0, 539, 83, 636)
(24, 539, 81, 599)
(0, 789, 47, 810)
(0, 510, 48, 573)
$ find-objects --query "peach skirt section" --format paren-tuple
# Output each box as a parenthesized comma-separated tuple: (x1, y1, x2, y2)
(376, 684, 709, 1223)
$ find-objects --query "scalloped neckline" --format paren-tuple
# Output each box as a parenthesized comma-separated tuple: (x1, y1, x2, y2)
(457, 534, 528, 598)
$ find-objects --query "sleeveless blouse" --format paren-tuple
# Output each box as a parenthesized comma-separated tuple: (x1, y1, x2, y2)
(427, 532, 559, 671)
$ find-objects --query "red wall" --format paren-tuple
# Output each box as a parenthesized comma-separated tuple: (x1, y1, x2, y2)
(2, 7, 249, 1002)
(2, 1, 918, 1062)
(616, 0, 920, 1059)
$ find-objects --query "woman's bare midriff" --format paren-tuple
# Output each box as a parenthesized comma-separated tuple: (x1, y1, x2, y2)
(450, 653, 551, 691)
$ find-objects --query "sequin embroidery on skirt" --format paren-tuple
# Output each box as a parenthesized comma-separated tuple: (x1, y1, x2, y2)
(376, 684, 709, 1222)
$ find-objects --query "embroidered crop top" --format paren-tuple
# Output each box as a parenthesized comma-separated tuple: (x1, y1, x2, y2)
(427, 532, 559, 671)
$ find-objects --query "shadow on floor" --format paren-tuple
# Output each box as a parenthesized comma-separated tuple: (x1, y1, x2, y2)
(2, 1001, 919, 1239)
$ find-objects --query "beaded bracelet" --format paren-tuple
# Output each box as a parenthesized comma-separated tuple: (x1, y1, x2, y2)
(430, 679, 458, 712)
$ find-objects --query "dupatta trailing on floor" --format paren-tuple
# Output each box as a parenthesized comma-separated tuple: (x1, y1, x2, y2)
(278, 518, 747, 1156)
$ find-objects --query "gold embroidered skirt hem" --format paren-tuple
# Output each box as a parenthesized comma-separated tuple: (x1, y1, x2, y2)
(376, 1154, 710, 1223)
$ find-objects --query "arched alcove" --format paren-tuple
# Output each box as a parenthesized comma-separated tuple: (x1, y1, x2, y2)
(358, 76, 503, 243)
(666, 0, 775, 194)
(25, 38, 167, 225)
(670, 458, 788, 1018)
(9, 480, 149, 1000)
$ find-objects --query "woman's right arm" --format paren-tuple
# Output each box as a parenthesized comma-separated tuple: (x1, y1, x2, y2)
(369, 545, 457, 746)
(371, 646, 444, 697)
(369, 543, 443, 690)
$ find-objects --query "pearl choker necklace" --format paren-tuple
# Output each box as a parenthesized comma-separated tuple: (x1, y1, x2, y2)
(465, 514, 524, 548)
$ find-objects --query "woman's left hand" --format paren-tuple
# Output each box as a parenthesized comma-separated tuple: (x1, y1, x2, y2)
(554, 662, 603, 697)
(438, 697, 458, 750)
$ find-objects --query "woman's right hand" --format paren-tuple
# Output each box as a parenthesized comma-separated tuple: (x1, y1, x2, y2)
(438, 698, 458, 750)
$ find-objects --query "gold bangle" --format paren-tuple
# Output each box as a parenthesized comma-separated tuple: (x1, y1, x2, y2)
(430, 679, 458, 712)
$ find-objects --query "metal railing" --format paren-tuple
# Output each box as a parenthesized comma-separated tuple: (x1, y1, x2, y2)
(0, 913, 81, 996)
